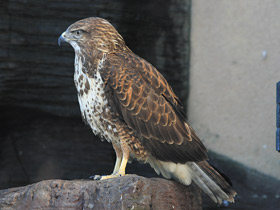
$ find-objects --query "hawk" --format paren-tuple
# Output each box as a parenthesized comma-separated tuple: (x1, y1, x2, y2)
(58, 17, 236, 204)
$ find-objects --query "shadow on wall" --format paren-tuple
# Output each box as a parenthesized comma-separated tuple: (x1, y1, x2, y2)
(203, 152, 280, 210)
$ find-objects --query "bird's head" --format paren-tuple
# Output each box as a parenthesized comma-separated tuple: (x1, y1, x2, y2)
(58, 17, 128, 53)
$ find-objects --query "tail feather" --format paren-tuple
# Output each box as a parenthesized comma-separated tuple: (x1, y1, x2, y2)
(148, 158, 237, 204)
(191, 172, 223, 204)
(188, 162, 236, 204)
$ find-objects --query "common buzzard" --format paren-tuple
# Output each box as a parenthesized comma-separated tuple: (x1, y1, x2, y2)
(58, 17, 236, 204)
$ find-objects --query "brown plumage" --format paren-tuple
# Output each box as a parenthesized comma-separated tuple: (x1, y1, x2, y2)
(58, 17, 237, 204)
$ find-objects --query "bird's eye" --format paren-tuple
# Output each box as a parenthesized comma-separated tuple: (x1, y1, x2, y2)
(74, 30, 83, 38)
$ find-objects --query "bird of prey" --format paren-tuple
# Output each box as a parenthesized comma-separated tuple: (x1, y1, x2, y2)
(58, 17, 236, 204)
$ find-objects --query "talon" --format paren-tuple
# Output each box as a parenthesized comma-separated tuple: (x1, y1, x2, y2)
(94, 175, 102, 180)
(100, 174, 127, 180)
(89, 174, 129, 181)
(89, 175, 102, 180)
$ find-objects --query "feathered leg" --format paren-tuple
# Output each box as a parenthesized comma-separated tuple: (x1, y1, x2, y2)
(95, 128, 130, 180)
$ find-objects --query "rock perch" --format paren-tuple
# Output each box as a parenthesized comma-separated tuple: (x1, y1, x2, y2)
(0, 175, 202, 210)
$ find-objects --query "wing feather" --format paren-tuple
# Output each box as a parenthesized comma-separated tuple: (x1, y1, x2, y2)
(101, 52, 208, 162)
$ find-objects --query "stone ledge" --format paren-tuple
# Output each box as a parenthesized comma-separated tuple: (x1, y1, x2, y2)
(0, 175, 202, 210)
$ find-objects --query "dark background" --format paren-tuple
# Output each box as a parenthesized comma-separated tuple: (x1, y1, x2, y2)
(0, 1, 279, 210)
(0, 0, 190, 190)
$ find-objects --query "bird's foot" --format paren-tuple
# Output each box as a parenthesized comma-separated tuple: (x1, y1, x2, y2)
(89, 174, 127, 180)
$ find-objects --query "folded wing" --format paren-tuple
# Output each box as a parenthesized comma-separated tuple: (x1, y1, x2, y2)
(101, 52, 208, 163)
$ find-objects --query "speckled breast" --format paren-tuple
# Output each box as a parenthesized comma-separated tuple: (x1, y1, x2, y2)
(73, 54, 119, 143)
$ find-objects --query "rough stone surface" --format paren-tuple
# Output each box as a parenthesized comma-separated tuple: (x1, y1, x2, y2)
(0, 175, 202, 210)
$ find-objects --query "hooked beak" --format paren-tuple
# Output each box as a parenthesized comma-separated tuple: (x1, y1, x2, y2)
(58, 32, 67, 46)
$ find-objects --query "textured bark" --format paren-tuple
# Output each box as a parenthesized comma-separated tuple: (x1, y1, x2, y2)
(0, 0, 191, 117)
(0, 175, 202, 210)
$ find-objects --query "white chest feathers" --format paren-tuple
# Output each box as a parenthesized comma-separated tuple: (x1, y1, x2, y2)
(73, 55, 117, 141)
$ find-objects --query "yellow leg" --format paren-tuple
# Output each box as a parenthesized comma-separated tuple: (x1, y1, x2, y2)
(112, 156, 122, 175)
(99, 153, 128, 180)
(93, 128, 130, 181)
(117, 133, 130, 175)
(112, 141, 122, 175)
(117, 152, 129, 175)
